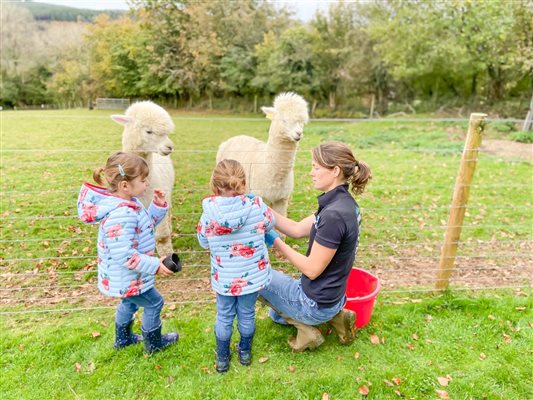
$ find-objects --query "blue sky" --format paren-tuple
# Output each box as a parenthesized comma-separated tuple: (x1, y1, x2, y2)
(31, 0, 335, 21)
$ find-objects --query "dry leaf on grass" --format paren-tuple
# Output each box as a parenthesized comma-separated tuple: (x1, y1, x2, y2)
(515, 306, 526, 311)
(437, 376, 449, 386)
(288, 365, 296, 372)
(479, 352, 487, 360)
(74, 362, 81, 372)
(412, 333, 419, 341)
(436, 389, 449, 398)
(406, 343, 415, 350)
(392, 377, 401, 386)
(358, 385, 370, 395)
(354, 352, 360, 359)
(322, 393, 330, 400)
(384, 379, 394, 387)
(91, 331, 101, 338)
(370, 334, 380, 345)
(258, 357, 269, 363)
(394, 390, 401, 396)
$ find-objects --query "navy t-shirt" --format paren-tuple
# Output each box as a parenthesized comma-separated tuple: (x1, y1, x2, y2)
(302, 184, 361, 308)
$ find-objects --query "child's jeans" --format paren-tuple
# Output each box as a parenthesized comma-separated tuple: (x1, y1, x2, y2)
(215, 292, 258, 341)
(115, 287, 164, 332)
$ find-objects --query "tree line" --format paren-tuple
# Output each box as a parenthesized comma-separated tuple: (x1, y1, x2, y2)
(1, 0, 531, 116)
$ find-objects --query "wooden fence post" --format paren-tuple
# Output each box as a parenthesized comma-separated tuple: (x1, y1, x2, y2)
(435, 113, 487, 289)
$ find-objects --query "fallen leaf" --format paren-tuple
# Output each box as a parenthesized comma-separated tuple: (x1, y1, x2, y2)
(19, 344, 24, 351)
(370, 334, 380, 345)
(392, 377, 401, 386)
(168, 304, 177, 311)
(436, 389, 449, 399)
(515, 306, 526, 311)
(155, 365, 162, 370)
(381, 336, 386, 344)
(322, 393, 330, 400)
(394, 390, 401, 396)
(88, 362, 95, 373)
(479, 352, 487, 360)
(288, 365, 296, 372)
(74, 362, 81, 372)
(426, 315, 433, 322)
(406, 343, 415, 350)
(91, 331, 101, 338)
(502, 333, 512, 344)
(437, 376, 449, 386)
(258, 357, 269, 364)
(354, 352, 360, 359)
(384, 379, 394, 387)
(412, 333, 419, 341)
(358, 385, 370, 395)
(488, 315, 496, 320)
(99, 321, 109, 327)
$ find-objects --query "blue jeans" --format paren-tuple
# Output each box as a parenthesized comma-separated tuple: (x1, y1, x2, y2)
(115, 287, 164, 332)
(215, 292, 258, 342)
(259, 269, 344, 326)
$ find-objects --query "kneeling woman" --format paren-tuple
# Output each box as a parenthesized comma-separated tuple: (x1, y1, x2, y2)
(261, 141, 371, 351)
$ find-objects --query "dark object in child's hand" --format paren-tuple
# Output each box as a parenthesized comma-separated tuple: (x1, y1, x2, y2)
(163, 253, 182, 273)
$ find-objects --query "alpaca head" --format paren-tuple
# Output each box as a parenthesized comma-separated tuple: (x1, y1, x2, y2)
(111, 101, 175, 156)
(261, 92, 309, 143)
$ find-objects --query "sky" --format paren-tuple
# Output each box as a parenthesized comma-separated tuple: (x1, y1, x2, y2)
(30, 0, 335, 21)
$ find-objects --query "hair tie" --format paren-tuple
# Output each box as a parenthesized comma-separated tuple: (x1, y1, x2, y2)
(118, 164, 126, 177)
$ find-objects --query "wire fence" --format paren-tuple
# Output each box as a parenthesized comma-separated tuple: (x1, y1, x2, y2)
(1, 115, 532, 315)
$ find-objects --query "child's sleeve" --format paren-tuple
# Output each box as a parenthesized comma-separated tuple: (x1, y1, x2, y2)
(147, 200, 168, 227)
(259, 197, 276, 232)
(103, 206, 160, 275)
(196, 213, 210, 249)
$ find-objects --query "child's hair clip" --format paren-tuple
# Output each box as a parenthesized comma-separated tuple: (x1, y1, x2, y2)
(118, 164, 126, 177)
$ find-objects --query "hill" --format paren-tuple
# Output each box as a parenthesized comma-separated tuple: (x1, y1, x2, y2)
(11, 0, 125, 21)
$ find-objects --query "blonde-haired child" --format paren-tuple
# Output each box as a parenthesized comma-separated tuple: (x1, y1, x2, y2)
(77, 151, 178, 354)
(197, 159, 275, 372)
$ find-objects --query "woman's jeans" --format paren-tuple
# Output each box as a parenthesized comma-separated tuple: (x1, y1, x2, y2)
(260, 270, 344, 326)
(115, 287, 164, 332)
(215, 292, 258, 341)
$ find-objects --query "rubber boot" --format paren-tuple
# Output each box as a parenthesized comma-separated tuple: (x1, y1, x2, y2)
(236, 336, 253, 366)
(114, 320, 143, 349)
(329, 309, 356, 345)
(258, 295, 325, 352)
(142, 324, 179, 354)
(215, 338, 231, 373)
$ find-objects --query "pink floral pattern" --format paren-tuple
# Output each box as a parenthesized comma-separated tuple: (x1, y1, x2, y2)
(126, 253, 141, 270)
(228, 277, 248, 296)
(106, 224, 123, 239)
(80, 203, 98, 223)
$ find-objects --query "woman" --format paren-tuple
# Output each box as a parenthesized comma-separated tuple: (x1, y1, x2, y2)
(261, 141, 372, 351)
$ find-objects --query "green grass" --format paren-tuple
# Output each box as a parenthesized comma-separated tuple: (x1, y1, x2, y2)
(1, 109, 532, 398)
(1, 291, 531, 399)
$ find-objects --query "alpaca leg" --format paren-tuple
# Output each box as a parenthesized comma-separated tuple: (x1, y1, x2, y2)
(155, 214, 173, 257)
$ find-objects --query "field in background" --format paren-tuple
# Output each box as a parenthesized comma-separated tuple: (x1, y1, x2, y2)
(0, 109, 531, 399)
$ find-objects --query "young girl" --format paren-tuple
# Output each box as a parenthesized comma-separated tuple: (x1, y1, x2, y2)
(197, 159, 275, 373)
(77, 151, 178, 354)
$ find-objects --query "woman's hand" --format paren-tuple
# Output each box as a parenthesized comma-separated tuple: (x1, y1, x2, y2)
(153, 188, 167, 205)
(270, 208, 315, 239)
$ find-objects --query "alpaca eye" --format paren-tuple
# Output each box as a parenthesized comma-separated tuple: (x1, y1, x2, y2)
(146, 130, 153, 135)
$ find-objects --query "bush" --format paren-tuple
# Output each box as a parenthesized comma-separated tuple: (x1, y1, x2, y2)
(510, 131, 533, 143)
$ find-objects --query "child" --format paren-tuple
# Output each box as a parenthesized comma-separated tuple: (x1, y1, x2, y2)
(197, 159, 275, 373)
(77, 151, 178, 354)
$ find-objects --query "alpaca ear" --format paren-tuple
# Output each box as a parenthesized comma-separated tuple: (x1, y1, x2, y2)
(111, 114, 133, 126)
(261, 106, 274, 120)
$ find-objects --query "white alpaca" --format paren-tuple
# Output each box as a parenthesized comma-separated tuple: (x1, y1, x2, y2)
(216, 92, 309, 216)
(111, 101, 175, 257)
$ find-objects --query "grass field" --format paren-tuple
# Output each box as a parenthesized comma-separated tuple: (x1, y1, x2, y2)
(0, 109, 532, 399)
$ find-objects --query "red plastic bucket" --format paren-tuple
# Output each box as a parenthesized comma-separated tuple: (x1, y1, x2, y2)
(344, 268, 380, 328)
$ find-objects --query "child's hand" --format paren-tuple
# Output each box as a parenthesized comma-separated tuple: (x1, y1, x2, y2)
(156, 259, 173, 276)
(153, 188, 166, 205)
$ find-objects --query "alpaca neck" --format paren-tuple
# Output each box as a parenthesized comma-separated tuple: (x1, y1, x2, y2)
(266, 126, 297, 167)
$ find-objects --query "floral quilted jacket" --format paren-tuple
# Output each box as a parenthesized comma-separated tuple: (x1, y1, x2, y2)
(77, 183, 167, 298)
(197, 194, 275, 296)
